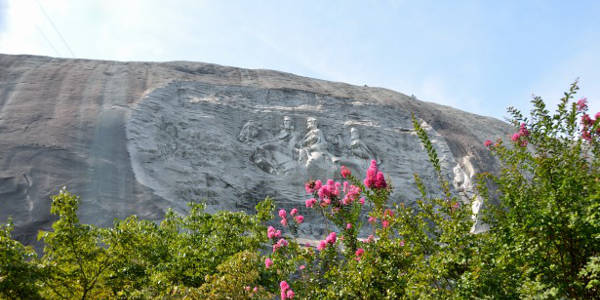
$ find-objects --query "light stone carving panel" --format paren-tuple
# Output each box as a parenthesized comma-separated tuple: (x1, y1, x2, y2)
(127, 81, 469, 236)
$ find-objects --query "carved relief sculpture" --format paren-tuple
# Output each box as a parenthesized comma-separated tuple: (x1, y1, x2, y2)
(349, 127, 375, 160)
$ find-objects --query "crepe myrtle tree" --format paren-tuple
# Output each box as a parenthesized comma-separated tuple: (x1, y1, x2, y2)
(256, 81, 600, 299)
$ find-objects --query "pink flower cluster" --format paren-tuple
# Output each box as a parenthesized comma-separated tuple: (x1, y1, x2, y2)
(317, 179, 340, 206)
(272, 238, 289, 253)
(581, 111, 600, 141)
(484, 139, 493, 147)
(278, 208, 304, 226)
(367, 234, 375, 243)
(279, 209, 288, 226)
(355, 248, 365, 261)
(290, 208, 304, 223)
(265, 257, 273, 268)
(577, 97, 588, 111)
(304, 180, 322, 194)
(340, 165, 351, 178)
(364, 160, 386, 189)
(510, 123, 530, 147)
(280, 281, 294, 299)
(267, 226, 282, 239)
(317, 232, 337, 251)
(342, 183, 360, 205)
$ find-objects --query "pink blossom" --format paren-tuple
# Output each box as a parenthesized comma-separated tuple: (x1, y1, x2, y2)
(265, 257, 273, 268)
(325, 232, 337, 244)
(317, 185, 330, 201)
(253, 286, 258, 293)
(321, 179, 339, 197)
(332, 207, 340, 214)
(484, 139, 493, 147)
(320, 197, 331, 207)
(299, 265, 305, 270)
(341, 165, 351, 178)
(595, 112, 600, 120)
(366, 235, 375, 243)
(346, 223, 352, 230)
(245, 286, 251, 292)
(355, 248, 365, 261)
(382, 220, 390, 228)
(280, 218, 288, 226)
(364, 160, 387, 189)
(305, 181, 314, 194)
(342, 184, 361, 205)
(359, 197, 365, 205)
(278, 209, 287, 219)
(398, 239, 405, 247)
(343, 181, 349, 193)
(520, 139, 528, 147)
(305, 198, 317, 208)
(577, 97, 588, 111)
(519, 123, 530, 137)
(375, 171, 387, 188)
(582, 114, 594, 126)
(280, 281, 291, 299)
(267, 226, 281, 239)
(290, 208, 298, 216)
(334, 181, 341, 194)
(294, 215, 304, 224)
(364, 160, 378, 188)
(582, 130, 592, 141)
(267, 226, 276, 239)
(317, 240, 327, 251)
(314, 180, 322, 190)
(273, 238, 288, 252)
(511, 132, 520, 142)
(368, 216, 377, 224)
(451, 201, 460, 209)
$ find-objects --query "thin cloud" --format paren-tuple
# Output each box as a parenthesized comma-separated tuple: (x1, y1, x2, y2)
(0, 1, 598, 121)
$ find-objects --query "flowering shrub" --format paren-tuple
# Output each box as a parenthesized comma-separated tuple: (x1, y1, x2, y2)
(0, 82, 598, 299)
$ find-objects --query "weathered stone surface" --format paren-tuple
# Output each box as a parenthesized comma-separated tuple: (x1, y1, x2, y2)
(0, 54, 511, 244)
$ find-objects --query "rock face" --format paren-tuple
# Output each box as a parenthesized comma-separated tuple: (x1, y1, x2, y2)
(0, 54, 511, 244)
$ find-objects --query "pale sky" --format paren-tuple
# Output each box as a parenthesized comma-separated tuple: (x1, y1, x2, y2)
(0, 0, 599, 120)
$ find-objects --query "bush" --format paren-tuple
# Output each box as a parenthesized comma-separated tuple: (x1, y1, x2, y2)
(0, 82, 598, 299)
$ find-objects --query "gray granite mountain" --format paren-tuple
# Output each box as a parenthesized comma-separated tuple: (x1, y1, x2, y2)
(0, 54, 511, 245)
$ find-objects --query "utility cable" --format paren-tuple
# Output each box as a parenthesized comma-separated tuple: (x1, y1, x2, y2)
(35, 25, 61, 57)
(35, 0, 75, 57)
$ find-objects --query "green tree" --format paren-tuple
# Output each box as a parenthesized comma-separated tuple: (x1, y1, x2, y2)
(473, 81, 600, 298)
(0, 219, 40, 299)
(37, 188, 112, 299)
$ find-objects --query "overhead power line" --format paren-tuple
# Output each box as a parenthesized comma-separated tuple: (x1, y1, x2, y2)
(35, 25, 61, 57)
(35, 0, 75, 58)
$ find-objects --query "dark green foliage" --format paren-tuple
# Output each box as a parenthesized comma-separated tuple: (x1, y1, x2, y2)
(0, 83, 598, 299)
(0, 220, 40, 299)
